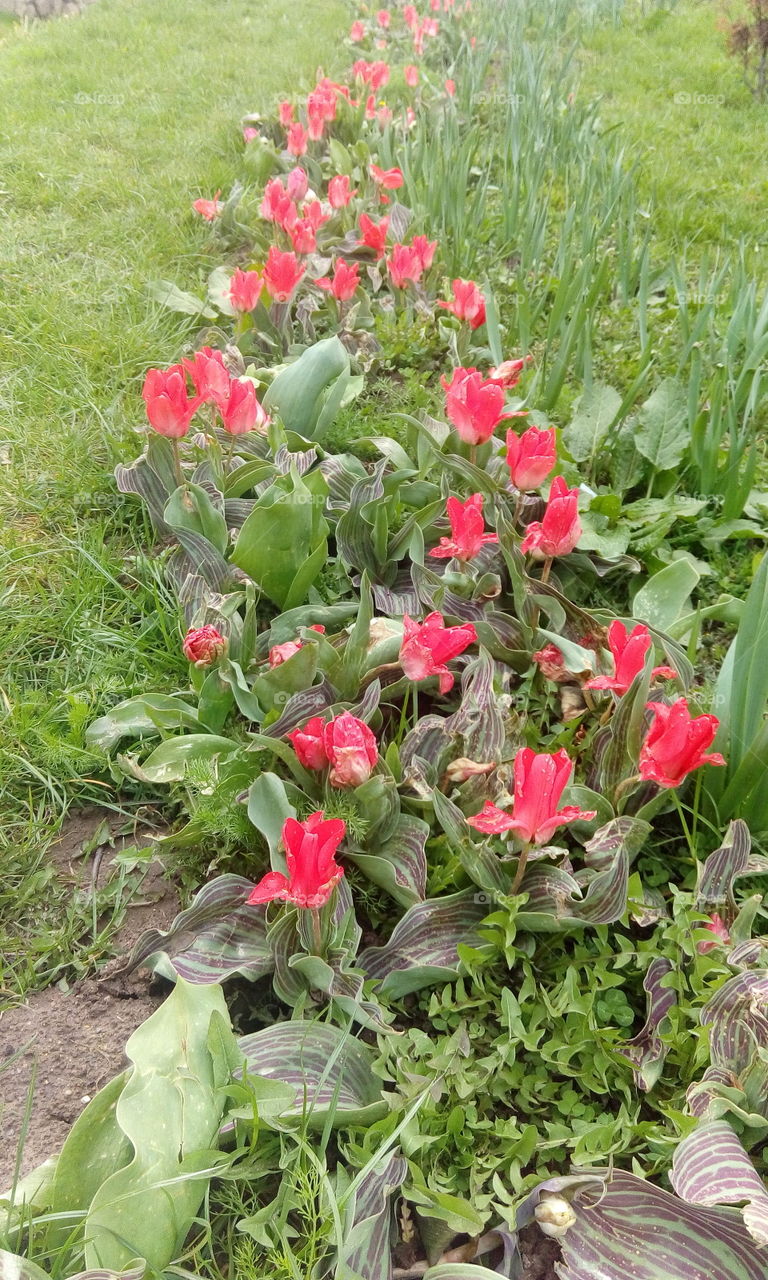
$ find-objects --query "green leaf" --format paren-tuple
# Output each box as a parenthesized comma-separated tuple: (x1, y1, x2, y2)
(263, 337, 350, 440)
(632, 559, 700, 631)
(86, 695, 203, 752)
(49, 1071, 132, 1236)
(126, 734, 239, 784)
(347, 814, 428, 907)
(359, 890, 490, 998)
(146, 279, 214, 318)
(563, 382, 622, 465)
(164, 483, 229, 557)
(634, 378, 688, 471)
(231, 470, 329, 609)
(247, 772, 297, 867)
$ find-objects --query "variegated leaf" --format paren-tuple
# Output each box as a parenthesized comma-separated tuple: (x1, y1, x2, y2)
(347, 814, 429, 907)
(697, 820, 752, 914)
(359, 890, 489, 999)
(671, 1120, 768, 1245)
(338, 1153, 409, 1280)
(616, 957, 676, 1091)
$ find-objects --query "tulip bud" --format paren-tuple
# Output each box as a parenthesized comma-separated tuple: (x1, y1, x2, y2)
(444, 757, 496, 784)
(534, 1193, 577, 1239)
(182, 625, 227, 667)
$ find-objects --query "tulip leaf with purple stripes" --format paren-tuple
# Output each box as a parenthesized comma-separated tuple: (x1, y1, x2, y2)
(697, 820, 752, 914)
(516, 817, 645, 931)
(671, 1119, 768, 1246)
(616, 956, 677, 1091)
(346, 813, 429, 907)
(336, 1152, 408, 1280)
(359, 889, 491, 998)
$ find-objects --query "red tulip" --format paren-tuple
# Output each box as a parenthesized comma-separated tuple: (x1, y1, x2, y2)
(220, 379, 268, 435)
(583, 621, 677, 697)
(263, 247, 305, 302)
(442, 366, 513, 445)
(505, 425, 556, 491)
(639, 698, 726, 789)
(467, 748, 596, 845)
(350, 19, 365, 40)
(229, 268, 263, 312)
(315, 259, 361, 301)
(438, 279, 486, 329)
(370, 163, 404, 189)
(697, 913, 731, 954)
(307, 100, 326, 142)
(353, 59, 390, 90)
(428, 493, 498, 561)
(260, 179, 298, 231)
(290, 218, 317, 255)
(192, 190, 222, 221)
(387, 243, 424, 289)
(445, 78, 456, 96)
(288, 716, 329, 771)
(182, 347, 230, 409)
(328, 174, 357, 208)
(286, 167, 309, 202)
(302, 199, 330, 232)
(411, 234, 437, 272)
(247, 812, 345, 909)
(278, 100, 294, 127)
(182, 624, 227, 666)
(532, 643, 570, 683)
(490, 356, 532, 388)
(404, 63, 419, 86)
(404, 4, 418, 27)
(268, 625, 325, 668)
(324, 712, 379, 788)
(287, 121, 308, 157)
(377, 8, 391, 26)
(520, 476, 581, 558)
(357, 213, 390, 258)
(400, 611, 477, 694)
(142, 366, 199, 438)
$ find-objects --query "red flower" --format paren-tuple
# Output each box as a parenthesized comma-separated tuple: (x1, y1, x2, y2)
(353, 59, 390, 90)
(220, 379, 268, 435)
(287, 121, 308, 156)
(278, 100, 294, 126)
(490, 356, 532, 388)
(142, 366, 200, 438)
(264, 247, 305, 302)
(288, 716, 329, 771)
(229, 268, 263, 312)
(697, 913, 731, 954)
(639, 699, 726, 789)
(182, 624, 227, 666)
(357, 213, 390, 258)
(307, 100, 326, 142)
(400, 611, 477, 694)
(324, 712, 379, 788)
(443, 366, 513, 445)
(182, 347, 230, 409)
(467, 748, 596, 845)
(350, 18, 365, 40)
(377, 8, 391, 27)
(411, 234, 437, 272)
(371, 163, 404, 189)
(404, 4, 418, 27)
(438, 279, 486, 329)
(243, 127, 259, 143)
(404, 63, 419, 86)
(445, 77, 456, 96)
(428, 493, 498, 561)
(302, 199, 330, 232)
(247, 812, 345, 909)
(286, 167, 309, 201)
(316, 259, 361, 301)
(387, 243, 424, 289)
(532, 643, 570, 683)
(290, 218, 317, 255)
(520, 476, 581, 558)
(584, 621, 677, 697)
(268, 625, 325, 668)
(506, 425, 556, 491)
(328, 174, 357, 208)
(192, 190, 222, 221)
(260, 179, 298, 231)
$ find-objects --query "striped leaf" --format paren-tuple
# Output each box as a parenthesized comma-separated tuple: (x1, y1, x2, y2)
(236, 1021, 385, 1127)
(359, 890, 489, 998)
(616, 957, 676, 1091)
(517, 817, 643, 931)
(445, 647, 506, 761)
(338, 1153, 408, 1280)
(671, 1120, 768, 1246)
(124, 874, 272, 985)
(697, 820, 752, 912)
(347, 814, 429, 907)
(701, 971, 768, 1072)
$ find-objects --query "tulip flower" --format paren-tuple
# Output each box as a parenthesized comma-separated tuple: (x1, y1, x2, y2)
(520, 476, 581, 558)
(328, 174, 357, 208)
(286, 167, 309, 201)
(315, 259, 361, 301)
(532, 643, 571, 683)
(400, 611, 477, 693)
(370, 163, 404, 189)
(307, 100, 326, 142)
(288, 717, 330, 771)
(278, 100, 294, 126)
(290, 218, 317, 255)
(247, 812, 345, 909)
(411, 234, 437, 272)
(192, 190, 222, 221)
(357, 213, 390, 258)
(229, 268, 263, 313)
(377, 8, 391, 26)
(353, 59, 390, 90)
(182, 347, 231, 409)
(220, 379, 268, 435)
(302, 199, 331, 232)
(387, 243, 424, 289)
(142, 366, 199, 438)
(467, 748, 596, 845)
(350, 18, 365, 40)
(428, 493, 498, 561)
(243, 126, 259, 143)
(505, 425, 556, 491)
(490, 356, 532, 387)
(404, 64, 419, 86)
(443, 366, 513, 446)
(260, 178, 298, 230)
(697, 913, 731, 954)
(404, 4, 418, 27)
(182, 624, 227, 666)
(583, 621, 677, 697)
(438, 279, 486, 329)
(268, 625, 325, 668)
(286, 121, 309, 156)
(638, 699, 725, 789)
(263, 247, 305, 302)
(324, 712, 379, 788)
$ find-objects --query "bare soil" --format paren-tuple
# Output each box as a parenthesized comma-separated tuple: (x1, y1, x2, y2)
(0, 808, 177, 1186)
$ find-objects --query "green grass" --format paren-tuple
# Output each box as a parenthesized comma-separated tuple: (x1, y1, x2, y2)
(0, 0, 345, 997)
(579, 1, 768, 261)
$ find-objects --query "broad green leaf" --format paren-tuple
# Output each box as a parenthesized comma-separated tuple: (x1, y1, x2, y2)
(634, 378, 688, 472)
(632, 559, 700, 631)
(50, 1071, 132, 1236)
(563, 382, 622, 465)
(164, 483, 229, 557)
(247, 772, 297, 866)
(337, 1153, 408, 1280)
(86, 695, 203, 752)
(263, 337, 350, 440)
(359, 890, 490, 998)
(231, 470, 329, 609)
(146, 279, 214, 318)
(126, 734, 239, 784)
(0, 1256, 51, 1280)
(347, 814, 428, 907)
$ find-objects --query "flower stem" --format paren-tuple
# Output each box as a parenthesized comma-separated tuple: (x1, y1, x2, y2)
(171, 438, 185, 489)
(540, 556, 553, 585)
(672, 789, 697, 864)
(310, 907, 324, 956)
(510, 844, 532, 896)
